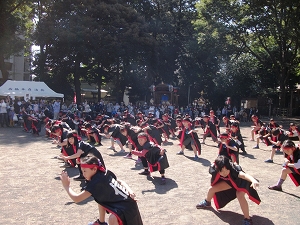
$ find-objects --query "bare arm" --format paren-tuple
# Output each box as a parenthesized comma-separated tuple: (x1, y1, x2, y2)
(60, 171, 91, 203)
(238, 171, 259, 190)
(62, 149, 84, 160)
(118, 179, 137, 200)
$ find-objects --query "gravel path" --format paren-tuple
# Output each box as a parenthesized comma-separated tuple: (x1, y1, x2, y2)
(0, 119, 299, 225)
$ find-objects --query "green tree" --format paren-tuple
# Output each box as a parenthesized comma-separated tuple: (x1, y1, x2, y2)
(194, 0, 300, 107)
(0, 0, 34, 83)
(33, 0, 152, 103)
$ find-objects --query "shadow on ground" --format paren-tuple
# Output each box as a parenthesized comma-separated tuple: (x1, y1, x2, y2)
(211, 209, 275, 225)
(140, 176, 178, 195)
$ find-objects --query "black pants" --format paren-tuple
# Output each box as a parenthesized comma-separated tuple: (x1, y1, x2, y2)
(0, 113, 9, 127)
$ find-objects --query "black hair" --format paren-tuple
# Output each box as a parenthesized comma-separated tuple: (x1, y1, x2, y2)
(84, 123, 91, 129)
(214, 155, 231, 173)
(81, 154, 101, 166)
(50, 124, 63, 134)
(271, 128, 280, 136)
(152, 118, 158, 124)
(66, 130, 79, 147)
(282, 140, 295, 148)
(137, 132, 149, 141)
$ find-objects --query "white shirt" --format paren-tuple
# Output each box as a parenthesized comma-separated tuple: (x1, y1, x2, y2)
(0, 102, 7, 114)
(290, 155, 300, 169)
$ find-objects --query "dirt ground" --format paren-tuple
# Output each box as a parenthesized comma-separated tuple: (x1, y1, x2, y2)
(0, 118, 299, 225)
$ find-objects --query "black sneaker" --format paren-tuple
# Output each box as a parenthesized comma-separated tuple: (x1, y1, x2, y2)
(242, 218, 253, 225)
(138, 170, 150, 175)
(196, 199, 211, 209)
(73, 175, 85, 181)
(160, 177, 166, 185)
(264, 159, 273, 163)
(60, 162, 71, 168)
(268, 185, 282, 191)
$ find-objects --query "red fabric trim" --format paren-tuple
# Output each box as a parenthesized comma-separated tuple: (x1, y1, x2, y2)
(211, 173, 220, 186)
(127, 135, 137, 150)
(190, 132, 201, 155)
(213, 195, 220, 209)
(286, 156, 300, 186)
(227, 174, 260, 205)
(149, 162, 161, 173)
(102, 206, 123, 225)
(179, 128, 185, 148)
(61, 147, 75, 167)
(210, 129, 217, 139)
(288, 174, 300, 186)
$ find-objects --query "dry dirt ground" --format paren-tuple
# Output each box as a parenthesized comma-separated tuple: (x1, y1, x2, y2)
(0, 118, 299, 225)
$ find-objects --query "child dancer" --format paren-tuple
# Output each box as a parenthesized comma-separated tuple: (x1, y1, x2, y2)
(196, 155, 260, 225)
(60, 154, 143, 225)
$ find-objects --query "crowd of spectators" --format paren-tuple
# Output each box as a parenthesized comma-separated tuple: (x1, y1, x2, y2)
(0, 96, 260, 129)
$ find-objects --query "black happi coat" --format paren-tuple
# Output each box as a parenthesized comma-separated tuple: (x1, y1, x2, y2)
(144, 125, 163, 145)
(134, 142, 169, 173)
(285, 148, 300, 186)
(209, 163, 261, 209)
(122, 114, 137, 126)
(78, 141, 105, 168)
(85, 170, 143, 225)
(264, 131, 288, 147)
(109, 125, 127, 146)
(202, 120, 218, 139)
(179, 127, 201, 155)
(125, 129, 143, 150)
(218, 139, 239, 163)
(62, 141, 105, 168)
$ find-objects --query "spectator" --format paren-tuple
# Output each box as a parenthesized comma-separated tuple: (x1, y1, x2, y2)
(52, 99, 61, 119)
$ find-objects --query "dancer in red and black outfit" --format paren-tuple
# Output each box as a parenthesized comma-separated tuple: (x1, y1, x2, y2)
(264, 128, 288, 163)
(222, 116, 232, 132)
(81, 122, 102, 146)
(201, 115, 218, 144)
(209, 110, 220, 135)
(60, 131, 105, 181)
(288, 122, 300, 142)
(176, 117, 201, 160)
(268, 140, 300, 191)
(122, 110, 137, 126)
(60, 154, 143, 225)
(119, 124, 144, 162)
(218, 132, 239, 164)
(103, 124, 127, 153)
(250, 115, 263, 141)
(196, 155, 260, 225)
(252, 124, 270, 149)
(140, 118, 163, 145)
(132, 132, 169, 184)
(230, 123, 247, 155)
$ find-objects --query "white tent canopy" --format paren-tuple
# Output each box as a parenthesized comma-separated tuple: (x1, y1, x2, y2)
(0, 80, 64, 99)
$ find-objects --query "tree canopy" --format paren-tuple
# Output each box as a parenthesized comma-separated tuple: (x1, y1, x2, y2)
(1, 0, 299, 110)
(194, 0, 300, 107)
(0, 0, 34, 82)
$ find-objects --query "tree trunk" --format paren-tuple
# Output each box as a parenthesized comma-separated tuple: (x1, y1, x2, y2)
(0, 54, 8, 83)
(74, 59, 81, 105)
(38, 45, 47, 81)
(97, 79, 102, 102)
(279, 79, 286, 108)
